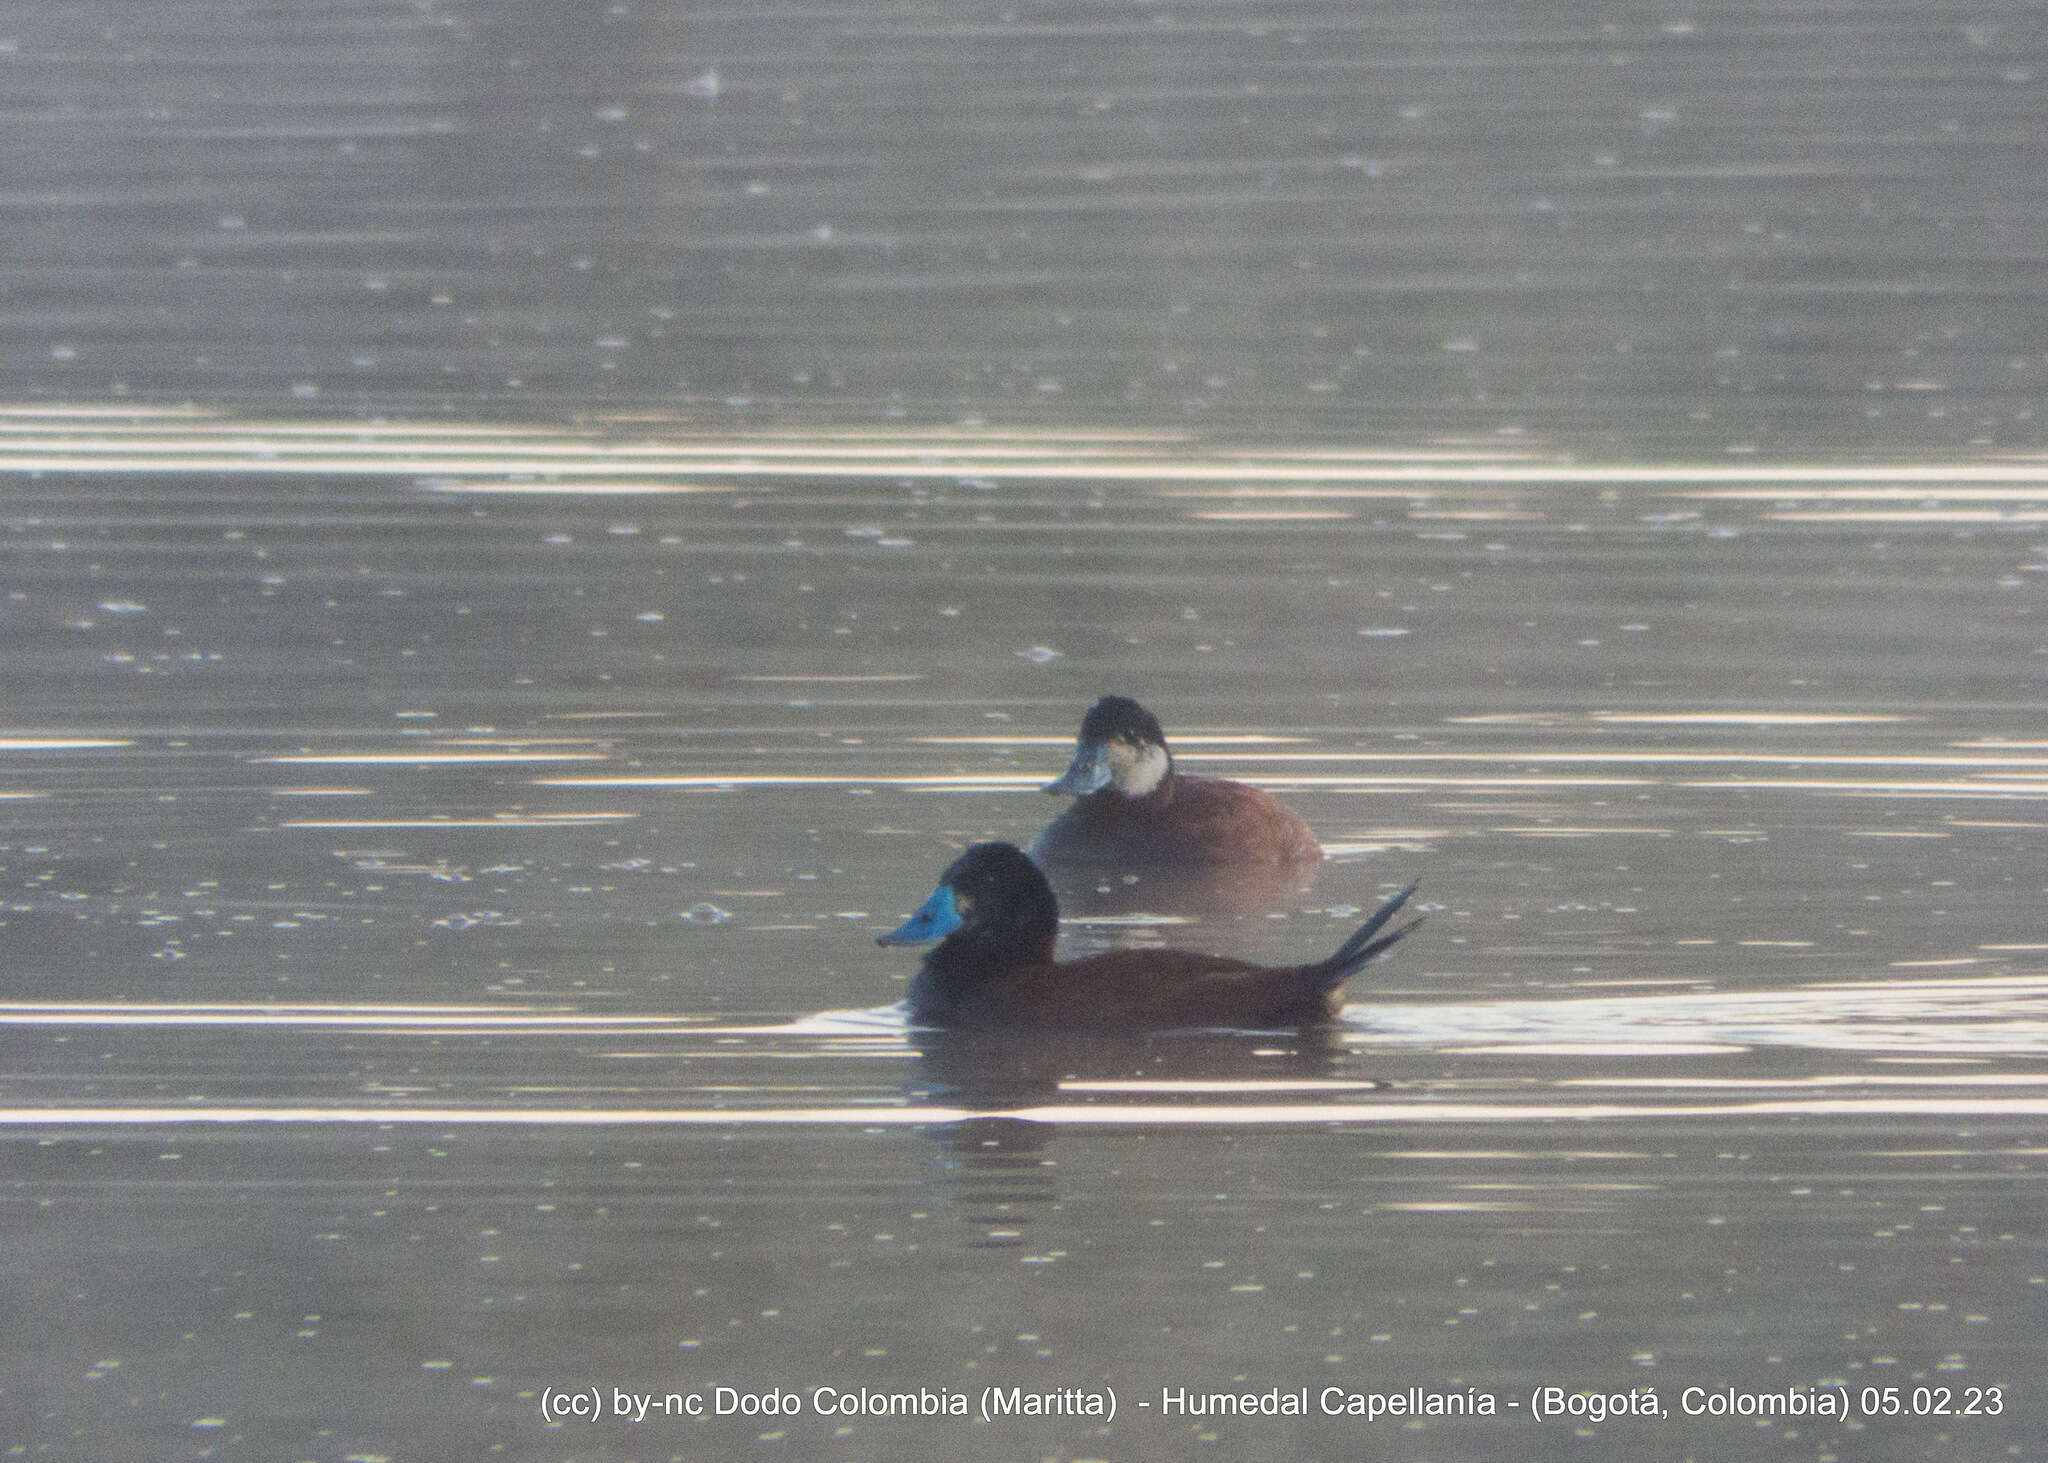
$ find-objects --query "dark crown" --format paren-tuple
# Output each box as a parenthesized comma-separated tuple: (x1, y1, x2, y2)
(1076, 695, 1167, 749)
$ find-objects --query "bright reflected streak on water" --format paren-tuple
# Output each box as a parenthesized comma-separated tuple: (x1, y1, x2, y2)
(0, 738, 134, 750)
(276, 814, 637, 828)
(420, 482, 749, 495)
(0, 1003, 709, 1031)
(916, 734, 1310, 744)
(534, 773, 1658, 789)
(10, 1098, 2048, 1127)
(1678, 780, 2048, 798)
(1175, 752, 2048, 768)
(1700, 487, 2048, 501)
(735, 673, 929, 683)
(1353, 977, 2048, 1058)
(1058, 1079, 1383, 1093)
(9, 413, 2048, 485)
(1566, 1075, 2048, 1089)
(256, 752, 610, 765)
(1462, 712, 1909, 725)
(1771, 510, 2048, 523)
(1193, 509, 1357, 521)
(536, 772, 1043, 786)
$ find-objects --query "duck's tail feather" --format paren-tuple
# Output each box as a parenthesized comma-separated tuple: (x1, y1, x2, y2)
(1308, 880, 1423, 992)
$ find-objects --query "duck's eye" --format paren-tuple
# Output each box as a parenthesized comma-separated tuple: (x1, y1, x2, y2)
(952, 891, 975, 917)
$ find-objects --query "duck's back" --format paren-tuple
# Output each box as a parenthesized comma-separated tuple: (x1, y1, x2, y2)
(1033, 774, 1321, 867)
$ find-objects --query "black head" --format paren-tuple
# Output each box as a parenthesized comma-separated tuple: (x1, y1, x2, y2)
(1076, 695, 1168, 752)
(877, 842, 1060, 967)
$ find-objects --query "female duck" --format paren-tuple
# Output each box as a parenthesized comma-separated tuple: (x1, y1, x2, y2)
(1031, 696, 1322, 868)
(878, 842, 1420, 1029)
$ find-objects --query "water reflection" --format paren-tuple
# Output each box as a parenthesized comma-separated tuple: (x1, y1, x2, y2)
(922, 1117, 1059, 1251)
(908, 1024, 1357, 1110)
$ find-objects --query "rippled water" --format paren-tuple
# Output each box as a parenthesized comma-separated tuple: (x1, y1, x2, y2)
(4, 0, 2047, 1460)
(7, 0, 2047, 455)
(3, 418, 2042, 1461)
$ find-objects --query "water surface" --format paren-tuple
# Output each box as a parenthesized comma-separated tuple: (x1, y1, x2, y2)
(3, 420, 2043, 1461)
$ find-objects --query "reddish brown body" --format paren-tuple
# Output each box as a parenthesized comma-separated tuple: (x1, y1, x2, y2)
(1032, 773, 1323, 868)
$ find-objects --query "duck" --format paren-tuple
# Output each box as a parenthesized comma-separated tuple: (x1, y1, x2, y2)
(877, 842, 1420, 1029)
(1030, 695, 1322, 868)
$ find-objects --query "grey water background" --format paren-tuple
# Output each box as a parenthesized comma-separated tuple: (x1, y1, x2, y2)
(3, 1, 2047, 1461)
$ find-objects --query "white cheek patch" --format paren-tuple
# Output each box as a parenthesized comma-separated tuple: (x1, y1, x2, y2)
(1106, 740, 1170, 796)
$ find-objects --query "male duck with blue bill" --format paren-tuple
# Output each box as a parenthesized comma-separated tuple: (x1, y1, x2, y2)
(878, 842, 1420, 1030)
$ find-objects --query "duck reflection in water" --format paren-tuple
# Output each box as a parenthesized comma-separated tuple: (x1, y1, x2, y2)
(878, 842, 1420, 1032)
(908, 1021, 1366, 1111)
(1031, 696, 1324, 916)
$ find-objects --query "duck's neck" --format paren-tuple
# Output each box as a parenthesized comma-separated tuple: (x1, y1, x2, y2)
(905, 941, 1002, 1020)
(925, 920, 1056, 976)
